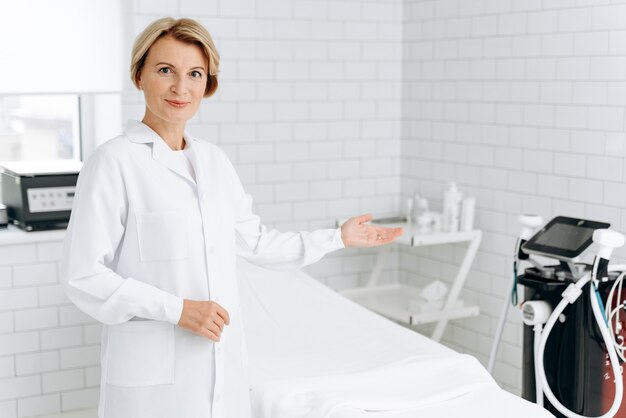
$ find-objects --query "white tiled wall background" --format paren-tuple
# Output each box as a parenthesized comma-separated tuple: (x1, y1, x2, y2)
(0, 239, 101, 417)
(5, 0, 626, 415)
(401, 0, 626, 394)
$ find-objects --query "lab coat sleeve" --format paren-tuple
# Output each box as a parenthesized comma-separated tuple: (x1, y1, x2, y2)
(61, 151, 183, 325)
(229, 161, 345, 270)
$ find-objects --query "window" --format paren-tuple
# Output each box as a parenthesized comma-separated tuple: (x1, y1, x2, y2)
(0, 94, 81, 162)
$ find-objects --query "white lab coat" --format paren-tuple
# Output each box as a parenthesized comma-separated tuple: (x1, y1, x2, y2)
(61, 120, 345, 418)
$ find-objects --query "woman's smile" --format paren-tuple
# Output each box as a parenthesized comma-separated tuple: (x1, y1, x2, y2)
(165, 99, 188, 108)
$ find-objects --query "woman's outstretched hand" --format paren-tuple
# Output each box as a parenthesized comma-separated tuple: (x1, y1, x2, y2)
(340, 214, 404, 248)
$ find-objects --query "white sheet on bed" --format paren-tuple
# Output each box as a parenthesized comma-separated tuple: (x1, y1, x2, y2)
(237, 259, 554, 418)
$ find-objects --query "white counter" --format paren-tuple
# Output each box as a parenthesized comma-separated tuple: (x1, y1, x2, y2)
(0, 225, 65, 246)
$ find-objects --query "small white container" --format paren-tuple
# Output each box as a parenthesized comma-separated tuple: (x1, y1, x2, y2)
(460, 197, 476, 232)
(431, 212, 443, 231)
(406, 197, 414, 224)
(416, 197, 429, 217)
(443, 182, 463, 233)
(411, 193, 421, 222)
(416, 213, 433, 230)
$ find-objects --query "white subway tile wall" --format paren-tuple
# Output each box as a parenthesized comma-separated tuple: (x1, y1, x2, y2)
(403, 0, 626, 395)
(0, 239, 102, 417)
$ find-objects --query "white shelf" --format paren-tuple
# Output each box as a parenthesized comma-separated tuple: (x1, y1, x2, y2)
(336, 219, 482, 342)
(341, 284, 480, 326)
(372, 222, 480, 247)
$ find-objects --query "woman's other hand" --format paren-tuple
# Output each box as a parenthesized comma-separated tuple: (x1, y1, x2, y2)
(178, 299, 230, 342)
(340, 214, 404, 248)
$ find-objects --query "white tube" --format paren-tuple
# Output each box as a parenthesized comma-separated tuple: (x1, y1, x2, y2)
(535, 275, 623, 418)
(607, 272, 626, 363)
(536, 295, 570, 412)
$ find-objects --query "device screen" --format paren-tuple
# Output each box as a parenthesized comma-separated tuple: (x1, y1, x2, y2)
(534, 223, 595, 251)
(523, 216, 610, 261)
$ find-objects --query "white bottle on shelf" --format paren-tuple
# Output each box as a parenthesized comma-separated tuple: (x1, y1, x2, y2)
(443, 182, 463, 233)
(460, 197, 476, 232)
(411, 193, 422, 223)
(406, 197, 414, 224)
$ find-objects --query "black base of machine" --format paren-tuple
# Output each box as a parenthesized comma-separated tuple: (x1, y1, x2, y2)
(10, 219, 69, 232)
(520, 266, 625, 417)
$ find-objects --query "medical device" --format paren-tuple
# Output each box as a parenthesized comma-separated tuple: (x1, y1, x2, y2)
(0, 160, 82, 231)
(517, 216, 626, 418)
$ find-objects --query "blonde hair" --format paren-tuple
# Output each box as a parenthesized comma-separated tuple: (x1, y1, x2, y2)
(130, 17, 220, 98)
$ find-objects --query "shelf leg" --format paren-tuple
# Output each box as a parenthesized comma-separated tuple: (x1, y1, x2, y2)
(431, 231, 482, 342)
(366, 243, 392, 288)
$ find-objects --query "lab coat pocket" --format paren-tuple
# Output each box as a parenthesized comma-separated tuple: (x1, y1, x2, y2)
(136, 210, 188, 261)
(106, 321, 175, 387)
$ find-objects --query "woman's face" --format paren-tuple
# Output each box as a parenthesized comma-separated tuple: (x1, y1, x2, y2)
(138, 36, 208, 129)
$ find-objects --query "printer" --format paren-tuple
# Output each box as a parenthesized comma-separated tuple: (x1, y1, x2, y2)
(0, 160, 82, 231)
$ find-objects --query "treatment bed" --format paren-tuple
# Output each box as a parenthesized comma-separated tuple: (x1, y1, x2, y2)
(237, 259, 554, 418)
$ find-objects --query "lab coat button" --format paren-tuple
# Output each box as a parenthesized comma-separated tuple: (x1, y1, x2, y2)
(209, 246, 215, 254)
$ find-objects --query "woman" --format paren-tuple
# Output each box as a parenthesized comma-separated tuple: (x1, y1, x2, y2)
(62, 17, 403, 418)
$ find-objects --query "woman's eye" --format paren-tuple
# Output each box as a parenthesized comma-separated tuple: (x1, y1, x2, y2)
(190, 71, 203, 78)
(158, 67, 171, 74)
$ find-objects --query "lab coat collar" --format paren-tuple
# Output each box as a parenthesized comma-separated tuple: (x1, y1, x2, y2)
(123, 120, 197, 185)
